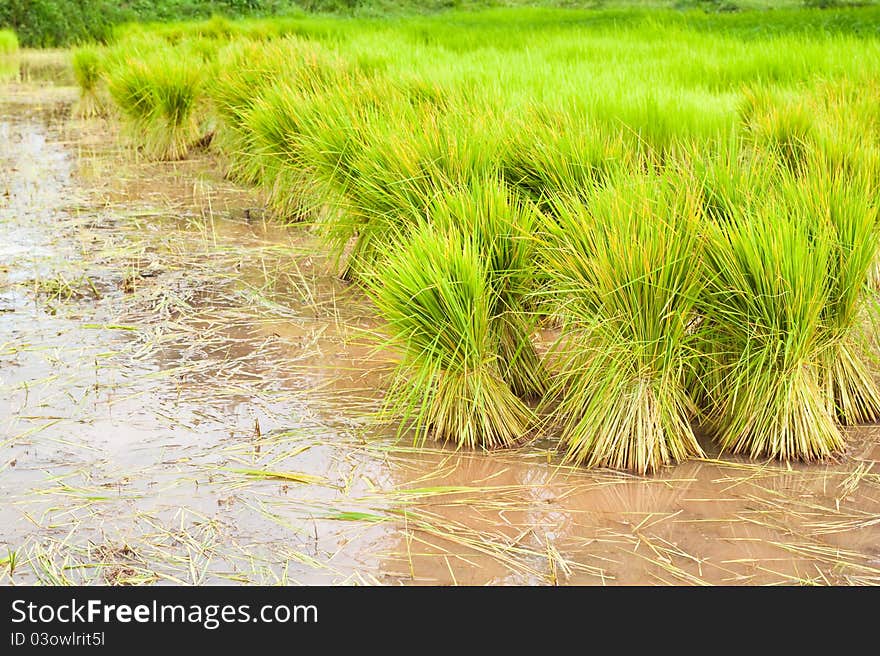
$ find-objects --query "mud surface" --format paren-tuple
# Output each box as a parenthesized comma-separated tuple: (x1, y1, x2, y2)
(2, 77, 880, 585)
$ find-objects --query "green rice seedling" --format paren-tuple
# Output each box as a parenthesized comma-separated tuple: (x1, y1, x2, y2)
(699, 192, 844, 461)
(777, 160, 880, 424)
(0, 30, 17, 82)
(687, 137, 772, 225)
(292, 89, 380, 214)
(542, 174, 705, 474)
(500, 106, 624, 210)
(369, 222, 534, 449)
(243, 81, 317, 220)
(670, 147, 775, 411)
(242, 55, 357, 220)
(106, 57, 158, 139)
(326, 124, 444, 276)
(208, 39, 297, 182)
(323, 94, 506, 279)
(72, 47, 106, 118)
(426, 179, 547, 399)
(144, 52, 204, 160)
(0, 29, 18, 55)
(106, 45, 204, 160)
(740, 87, 814, 174)
(805, 77, 880, 188)
(219, 38, 358, 219)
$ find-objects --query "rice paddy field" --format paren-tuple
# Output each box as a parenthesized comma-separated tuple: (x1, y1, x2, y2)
(2, 3, 880, 586)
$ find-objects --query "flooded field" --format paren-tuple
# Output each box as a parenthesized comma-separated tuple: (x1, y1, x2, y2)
(2, 72, 880, 586)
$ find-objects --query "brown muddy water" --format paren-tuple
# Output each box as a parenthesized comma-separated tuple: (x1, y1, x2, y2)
(2, 72, 880, 586)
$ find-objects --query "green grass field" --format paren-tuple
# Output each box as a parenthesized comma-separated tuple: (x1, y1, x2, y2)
(57, 3, 880, 472)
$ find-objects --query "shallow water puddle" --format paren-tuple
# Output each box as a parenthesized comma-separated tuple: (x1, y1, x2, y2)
(1, 81, 880, 585)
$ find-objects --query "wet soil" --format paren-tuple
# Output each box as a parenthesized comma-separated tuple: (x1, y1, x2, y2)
(2, 72, 880, 586)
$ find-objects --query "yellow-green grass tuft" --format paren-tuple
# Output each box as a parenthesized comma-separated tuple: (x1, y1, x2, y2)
(779, 159, 880, 425)
(426, 179, 547, 399)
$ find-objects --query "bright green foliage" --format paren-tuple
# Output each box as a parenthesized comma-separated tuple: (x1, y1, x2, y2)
(778, 161, 880, 425)
(88, 5, 880, 469)
(426, 180, 546, 399)
(208, 38, 305, 183)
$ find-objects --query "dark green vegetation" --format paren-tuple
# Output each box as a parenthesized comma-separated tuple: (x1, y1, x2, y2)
(4, 0, 880, 47)
(63, 4, 880, 472)
(0, 0, 302, 47)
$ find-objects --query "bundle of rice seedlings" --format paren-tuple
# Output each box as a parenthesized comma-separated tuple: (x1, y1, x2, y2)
(542, 174, 705, 474)
(106, 57, 157, 140)
(72, 47, 105, 118)
(687, 137, 772, 225)
(208, 37, 334, 184)
(369, 223, 534, 449)
(324, 95, 504, 279)
(0, 29, 18, 55)
(298, 74, 398, 208)
(106, 45, 204, 160)
(328, 126, 445, 278)
(740, 87, 814, 174)
(244, 80, 318, 221)
(500, 106, 622, 211)
(237, 45, 358, 220)
(699, 193, 844, 461)
(426, 179, 547, 399)
(777, 160, 880, 424)
(143, 52, 204, 160)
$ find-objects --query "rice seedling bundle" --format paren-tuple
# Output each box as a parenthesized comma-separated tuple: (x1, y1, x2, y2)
(323, 96, 507, 279)
(699, 191, 844, 461)
(370, 222, 534, 449)
(244, 80, 321, 220)
(144, 54, 204, 160)
(106, 57, 157, 137)
(500, 107, 622, 210)
(0, 29, 17, 82)
(234, 44, 371, 220)
(92, 8, 880, 470)
(72, 47, 106, 118)
(543, 174, 705, 474)
(740, 87, 814, 174)
(0, 29, 18, 56)
(105, 43, 205, 160)
(425, 179, 546, 399)
(777, 162, 880, 425)
(209, 37, 338, 185)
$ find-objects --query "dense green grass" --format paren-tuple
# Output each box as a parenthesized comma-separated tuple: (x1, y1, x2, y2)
(0, 1, 306, 47)
(91, 5, 880, 470)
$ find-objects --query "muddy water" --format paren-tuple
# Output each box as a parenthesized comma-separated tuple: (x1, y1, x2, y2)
(2, 82, 880, 586)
